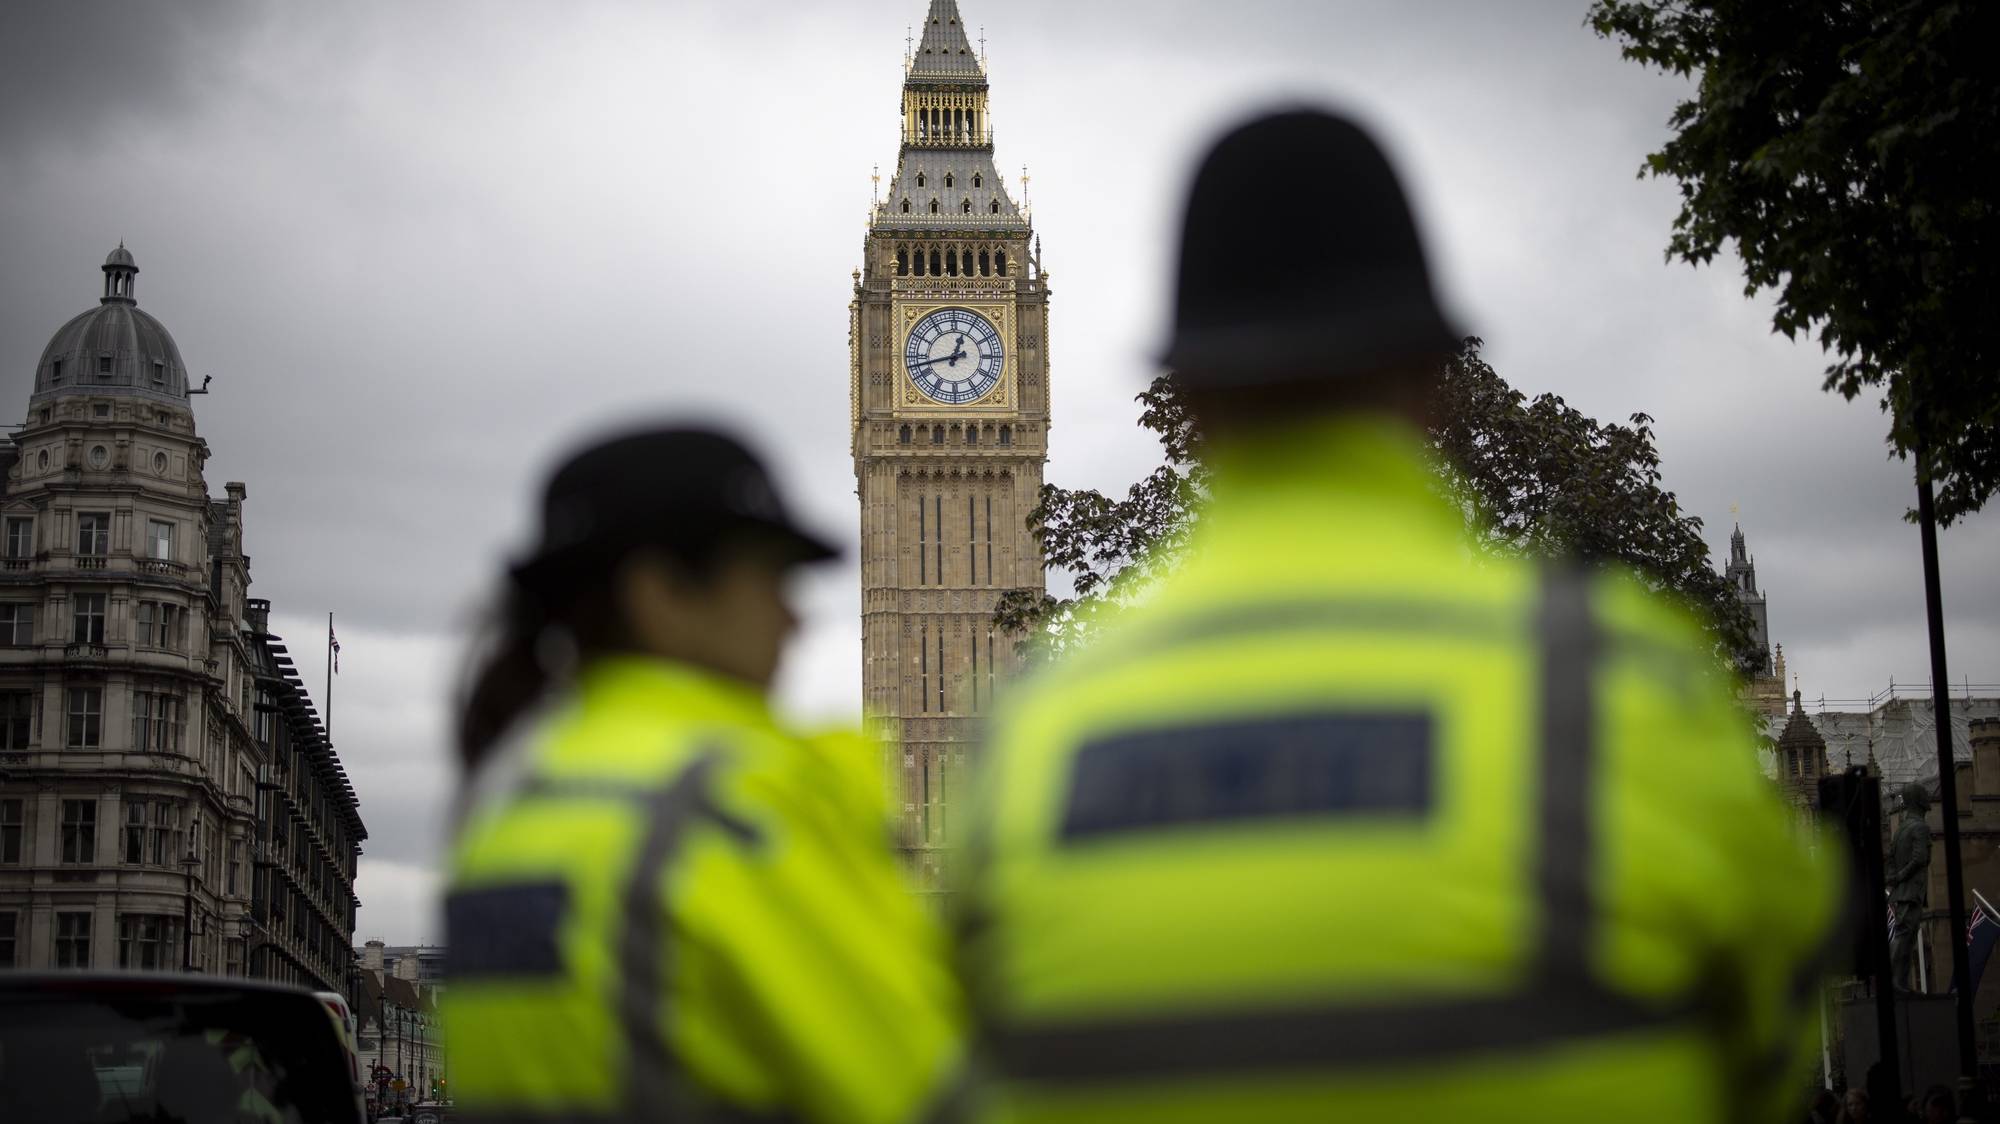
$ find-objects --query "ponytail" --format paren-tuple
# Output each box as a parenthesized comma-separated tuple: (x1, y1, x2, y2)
(455, 588, 556, 772)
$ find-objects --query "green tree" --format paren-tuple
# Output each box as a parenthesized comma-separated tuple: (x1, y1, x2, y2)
(997, 338, 1760, 674)
(1588, 0, 1999, 525)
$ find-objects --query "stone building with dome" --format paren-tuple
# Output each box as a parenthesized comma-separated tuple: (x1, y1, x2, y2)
(0, 246, 364, 989)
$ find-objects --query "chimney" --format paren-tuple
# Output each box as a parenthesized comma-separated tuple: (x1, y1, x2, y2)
(1974, 718, 2000, 798)
(394, 953, 420, 982)
(362, 939, 385, 972)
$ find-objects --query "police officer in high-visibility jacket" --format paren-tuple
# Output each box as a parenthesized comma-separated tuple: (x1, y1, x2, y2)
(950, 111, 1841, 1122)
(443, 427, 961, 1124)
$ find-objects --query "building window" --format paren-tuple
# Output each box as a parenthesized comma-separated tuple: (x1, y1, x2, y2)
(966, 426, 978, 445)
(119, 914, 172, 970)
(61, 799, 95, 864)
(152, 361, 166, 385)
(51, 359, 64, 383)
(147, 520, 174, 560)
(945, 173, 954, 188)
(930, 199, 940, 214)
(931, 425, 945, 445)
(136, 601, 183, 650)
(94, 404, 111, 419)
(97, 355, 112, 376)
(125, 802, 147, 864)
(998, 424, 1012, 445)
(72, 592, 105, 645)
(916, 173, 925, 188)
(990, 199, 1001, 215)
(67, 687, 102, 748)
(1, 799, 21, 864)
(76, 512, 110, 557)
(900, 199, 910, 214)
(55, 912, 92, 968)
(0, 912, 15, 967)
(133, 691, 182, 753)
(4, 517, 33, 559)
(899, 424, 912, 445)
(151, 802, 182, 865)
(0, 604, 33, 646)
(0, 691, 31, 749)
(229, 839, 242, 895)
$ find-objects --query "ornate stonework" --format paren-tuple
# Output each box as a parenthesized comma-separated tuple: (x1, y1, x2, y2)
(852, 0, 1048, 876)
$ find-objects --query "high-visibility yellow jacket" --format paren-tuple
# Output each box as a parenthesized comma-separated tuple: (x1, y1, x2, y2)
(443, 657, 963, 1123)
(952, 417, 1840, 1123)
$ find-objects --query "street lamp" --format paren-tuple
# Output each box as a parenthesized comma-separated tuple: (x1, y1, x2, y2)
(180, 852, 202, 972)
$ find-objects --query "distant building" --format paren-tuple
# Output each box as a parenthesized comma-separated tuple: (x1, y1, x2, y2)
(355, 938, 443, 1111)
(1723, 522, 1789, 720)
(0, 246, 364, 988)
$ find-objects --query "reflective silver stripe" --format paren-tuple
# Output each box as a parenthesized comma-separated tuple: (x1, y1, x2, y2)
(988, 563, 1705, 1083)
(991, 985, 1693, 1081)
(1535, 562, 1597, 978)
(498, 752, 774, 1120)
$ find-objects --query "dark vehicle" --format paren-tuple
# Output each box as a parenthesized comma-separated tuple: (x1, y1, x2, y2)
(0, 972, 365, 1123)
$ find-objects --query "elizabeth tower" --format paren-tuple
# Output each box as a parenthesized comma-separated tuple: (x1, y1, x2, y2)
(851, 0, 1048, 874)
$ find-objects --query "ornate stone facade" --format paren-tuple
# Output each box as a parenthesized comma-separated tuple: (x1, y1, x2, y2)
(852, 0, 1048, 877)
(0, 247, 363, 987)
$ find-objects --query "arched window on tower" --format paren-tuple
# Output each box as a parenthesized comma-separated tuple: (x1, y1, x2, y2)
(928, 249, 941, 274)
(932, 425, 945, 445)
(917, 173, 926, 188)
(995, 250, 1008, 275)
(965, 425, 978, 445)
(899, 425, 912, 445)
(930, 199, 940, 214)
(998, 425, 1012, 445)
(901, 199, 911, 214)
(990, 199, 1000, 215)
(961, 249, 974, 274)
(974, 173, 983, 188)
(896, 248, 909, 276)
(945, 173, 954, 188)
(962, 199, 973, 214)
(979, 250, 990, 276)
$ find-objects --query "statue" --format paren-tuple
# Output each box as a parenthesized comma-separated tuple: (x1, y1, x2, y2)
(1888, 781, 1933, 990)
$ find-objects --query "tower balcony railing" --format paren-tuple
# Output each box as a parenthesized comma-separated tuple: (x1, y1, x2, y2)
(872, 208, 1030, 230)
(902, 128, 995, 148)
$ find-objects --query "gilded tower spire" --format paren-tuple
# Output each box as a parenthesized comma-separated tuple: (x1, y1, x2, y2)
(877, 0, 1025, 229)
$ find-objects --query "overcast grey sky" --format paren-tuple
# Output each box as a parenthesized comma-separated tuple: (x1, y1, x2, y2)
(4, 0, 1994, 945)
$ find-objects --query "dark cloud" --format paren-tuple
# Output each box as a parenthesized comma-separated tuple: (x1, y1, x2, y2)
(0, 1, 261, 160)
(3, 0, 1994, 943)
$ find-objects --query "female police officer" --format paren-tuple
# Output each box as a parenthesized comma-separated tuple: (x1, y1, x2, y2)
(442, 426, 961, 1124)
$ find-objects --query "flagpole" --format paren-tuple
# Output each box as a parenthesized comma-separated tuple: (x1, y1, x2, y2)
(327, 611, 335, 741)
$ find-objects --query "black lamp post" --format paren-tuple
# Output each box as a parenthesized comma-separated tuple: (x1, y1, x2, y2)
(180, 852, 202, 972)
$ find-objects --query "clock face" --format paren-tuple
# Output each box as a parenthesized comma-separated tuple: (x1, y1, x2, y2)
(905, 308, 1004, 405)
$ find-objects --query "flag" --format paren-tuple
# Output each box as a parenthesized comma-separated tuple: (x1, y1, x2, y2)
(1949, 899, 2000, 997)
(330, 618, 341, 674)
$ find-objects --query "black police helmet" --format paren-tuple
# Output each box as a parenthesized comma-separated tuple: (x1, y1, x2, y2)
(510, 425, 837, 596)
(1161, 108, 1464, 387)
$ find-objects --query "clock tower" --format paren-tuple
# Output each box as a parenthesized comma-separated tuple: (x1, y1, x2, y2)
(851, 0, 1049, 879)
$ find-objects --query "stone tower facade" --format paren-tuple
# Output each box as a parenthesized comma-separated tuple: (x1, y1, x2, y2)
(851, 0, 1049, 871)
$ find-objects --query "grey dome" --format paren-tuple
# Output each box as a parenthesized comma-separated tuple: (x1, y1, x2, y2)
(31, 247, 190, 404)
